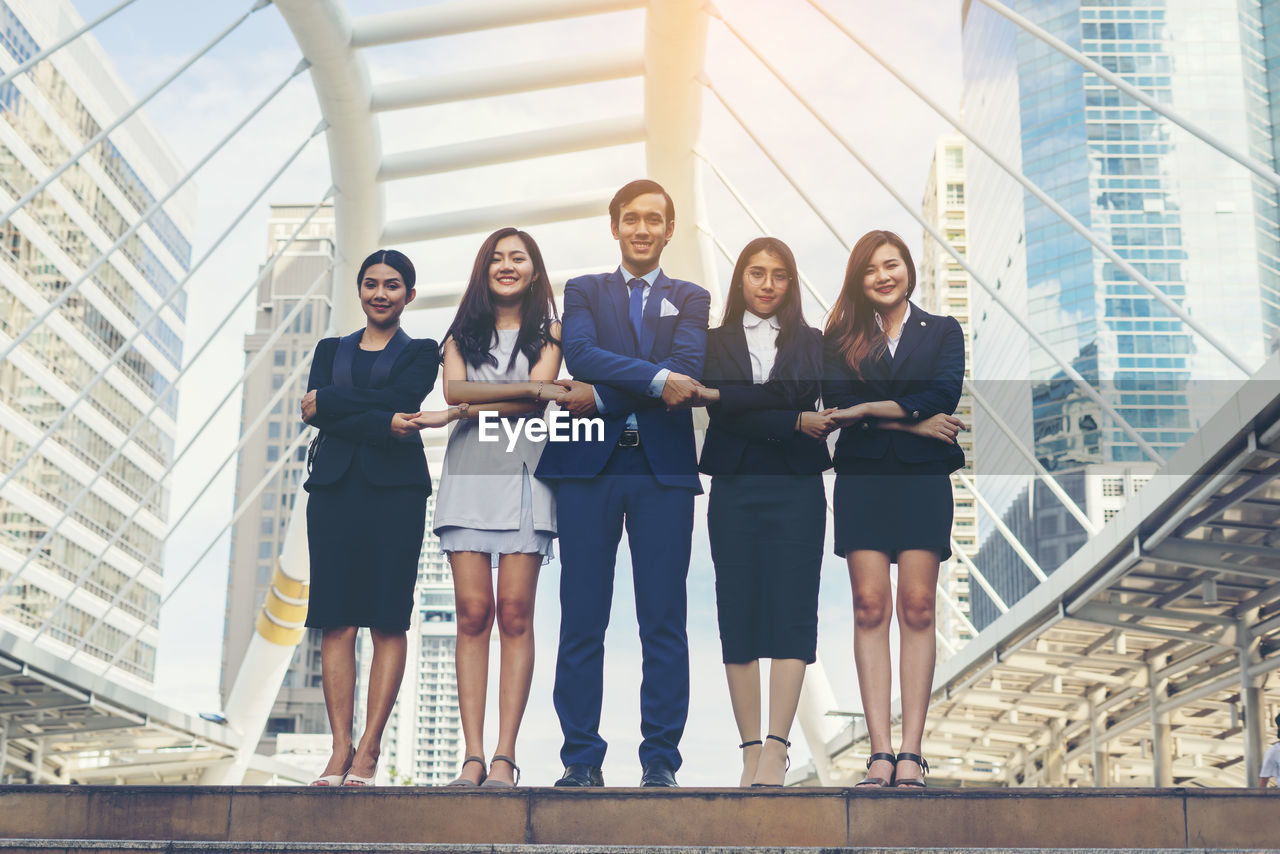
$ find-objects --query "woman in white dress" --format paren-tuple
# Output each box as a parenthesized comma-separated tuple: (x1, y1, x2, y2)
(424, 227, 563, 787)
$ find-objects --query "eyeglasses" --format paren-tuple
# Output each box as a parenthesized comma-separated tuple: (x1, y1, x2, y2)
(745, 268, 791, 286)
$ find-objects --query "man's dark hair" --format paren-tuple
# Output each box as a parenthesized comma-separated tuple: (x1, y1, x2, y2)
(609, 179, 674, 226)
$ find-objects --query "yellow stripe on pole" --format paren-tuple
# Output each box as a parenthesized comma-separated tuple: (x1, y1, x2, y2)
(271, 565, 309, 600)
(264, 587, 308, 623)
(256, 611, 306, 646)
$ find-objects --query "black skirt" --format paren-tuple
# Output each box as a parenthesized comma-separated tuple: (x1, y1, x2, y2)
(305, 466, 427, 631)
(707, 474, 826, 664)
(832, 458, 953, 561)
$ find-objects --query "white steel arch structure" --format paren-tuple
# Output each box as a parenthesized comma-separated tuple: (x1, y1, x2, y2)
(0, 0, 1277, 786)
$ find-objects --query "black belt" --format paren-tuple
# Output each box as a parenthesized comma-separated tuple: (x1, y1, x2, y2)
(617, 429, 640, 448)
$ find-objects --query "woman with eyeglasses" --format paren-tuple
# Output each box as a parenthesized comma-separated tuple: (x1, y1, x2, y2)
(822, 230, 965, 789)
(690, 237, 834, 787)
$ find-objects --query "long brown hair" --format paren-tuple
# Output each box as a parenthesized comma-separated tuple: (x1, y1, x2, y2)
(823, 230, 916, 378)
(444, 228, 558, 370)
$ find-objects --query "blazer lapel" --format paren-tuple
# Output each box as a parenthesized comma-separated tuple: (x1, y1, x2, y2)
(724, 322, 753, 382)
(332, 328, 363, 388)
(889, 304, 927, 379)
(640, 272, 671, 360)
(605, 269, 637, 356)
(370, 328, 410, 388)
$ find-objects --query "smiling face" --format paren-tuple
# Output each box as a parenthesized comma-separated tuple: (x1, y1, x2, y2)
(741, 250, 790, 318)
(359, 262, 414, 327)
(611, 192, 674, 276)
(861, 242, 910, 314)
(488, 233, 536, 305)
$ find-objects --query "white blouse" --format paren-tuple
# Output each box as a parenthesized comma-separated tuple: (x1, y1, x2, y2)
(875, 302, 913, 358)
(743, 310, 781, 384)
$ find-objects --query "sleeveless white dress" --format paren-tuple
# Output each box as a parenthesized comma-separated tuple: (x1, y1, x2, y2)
(433, 328, 556, 563)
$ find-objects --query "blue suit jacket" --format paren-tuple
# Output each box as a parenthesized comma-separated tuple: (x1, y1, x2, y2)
(536, 269, 710, 491)
(822, 303, 965, 474)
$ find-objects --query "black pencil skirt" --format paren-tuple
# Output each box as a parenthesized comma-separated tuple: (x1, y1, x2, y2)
(304, 466, 427, 631)
(832, 458, 953, 561)
(707, 474, 826, 664)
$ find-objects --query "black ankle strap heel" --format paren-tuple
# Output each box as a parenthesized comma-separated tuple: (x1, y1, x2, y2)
(894, 752, 929, 788)
(855, 751, 897, 788)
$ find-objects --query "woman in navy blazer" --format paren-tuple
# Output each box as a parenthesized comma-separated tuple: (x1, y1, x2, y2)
(823, 230, 965, 789)
(299, 249, 439, 787)
(693, 237, 835, 787)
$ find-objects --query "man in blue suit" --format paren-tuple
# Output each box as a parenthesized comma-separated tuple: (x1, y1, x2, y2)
(537, 179, 710, 787)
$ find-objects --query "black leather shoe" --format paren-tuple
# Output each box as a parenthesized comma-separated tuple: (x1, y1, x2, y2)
(554, 764, 603, 787)
(639, 760, 678, 788)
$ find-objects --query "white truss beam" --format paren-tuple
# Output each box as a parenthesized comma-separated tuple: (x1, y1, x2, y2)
(350, 0, 645, 47)
(379, 116, 645, 181)
(381, 190, 613, 245)
(370, 50, 643, 112)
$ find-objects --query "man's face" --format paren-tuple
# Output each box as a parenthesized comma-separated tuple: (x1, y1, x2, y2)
(611, 192, 674, 275)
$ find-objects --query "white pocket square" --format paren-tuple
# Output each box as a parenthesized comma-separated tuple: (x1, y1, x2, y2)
(660, 298, 680, 318)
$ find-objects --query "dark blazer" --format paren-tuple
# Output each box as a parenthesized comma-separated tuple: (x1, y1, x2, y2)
(536, 269, 710, 491)
(303, 331, 440, 491)
(822, 302, 965, 474)
(699, 323, 832, 476)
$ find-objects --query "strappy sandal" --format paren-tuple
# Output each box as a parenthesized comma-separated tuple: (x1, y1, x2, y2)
(445, 755, 486, 787)
(750, 734, 791, 788)
(893, 752, 929, 788)
(480, 754, 521, 788)
(855, 751, 897, 787)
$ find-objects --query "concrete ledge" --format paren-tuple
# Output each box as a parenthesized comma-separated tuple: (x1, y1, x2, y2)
(0, 787, 1277, 850)
(0, 845, 1273, 854)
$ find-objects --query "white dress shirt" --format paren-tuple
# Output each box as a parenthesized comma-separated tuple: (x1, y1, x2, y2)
(875, 301, 912, 358)
(591, 265, 670, 428)
(742, 310, 781, 384)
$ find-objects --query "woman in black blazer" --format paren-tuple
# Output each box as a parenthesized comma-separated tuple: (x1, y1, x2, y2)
(823, 230, 965, 789)
(298, 249, 439, 787)
(692, 237, 834, 787)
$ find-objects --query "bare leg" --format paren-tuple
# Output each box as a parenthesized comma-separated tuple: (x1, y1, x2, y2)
(753, 658, 806, 786)
(318, 626, 358, 780)
(724, 660, 761, 786)
(451, 551, 496, 784)
(489, 552, 540, 784)
(348, 627, 408, 780)
(848, 550, 894, 784)
(894, 549, 939, 784)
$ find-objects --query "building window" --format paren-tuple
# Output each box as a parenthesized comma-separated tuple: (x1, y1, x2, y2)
(274, 350, 286, 366)
(946, 183, 965, 206)
(945, 147, 963, 169)
(1101, 476, 1124, 496)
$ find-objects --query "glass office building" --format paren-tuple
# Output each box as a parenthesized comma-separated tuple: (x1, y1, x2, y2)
(0, 0, 193, 685)
(961, 0, 1280, 628)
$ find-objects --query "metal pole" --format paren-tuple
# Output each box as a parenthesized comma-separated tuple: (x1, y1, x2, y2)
(1241, 615, 1263, 783)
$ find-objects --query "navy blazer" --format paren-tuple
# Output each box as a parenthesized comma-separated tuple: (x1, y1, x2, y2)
(699, 323, 832, 477)
(303, 332, 440, 491)
(822, 303, 965, 474)
(535, 269, 710, 491)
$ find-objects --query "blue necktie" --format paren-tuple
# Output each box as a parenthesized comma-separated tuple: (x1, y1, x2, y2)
(628, 277, 645, 349)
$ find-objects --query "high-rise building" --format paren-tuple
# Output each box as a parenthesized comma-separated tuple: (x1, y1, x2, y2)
(379, 482, 463, 785)
(919, 132, 976, 650)
(0, 0, 194, 687)
(960, 0, 1278, 628)
(219, 203, 334, 749)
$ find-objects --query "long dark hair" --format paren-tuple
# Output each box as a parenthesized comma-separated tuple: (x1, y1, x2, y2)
(823, 230, 916, 378)
(718, 236, 814, 380)
(444, 228, 558, 370)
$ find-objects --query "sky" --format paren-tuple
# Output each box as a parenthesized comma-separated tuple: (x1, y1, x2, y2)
(69, 0, 964, 786)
